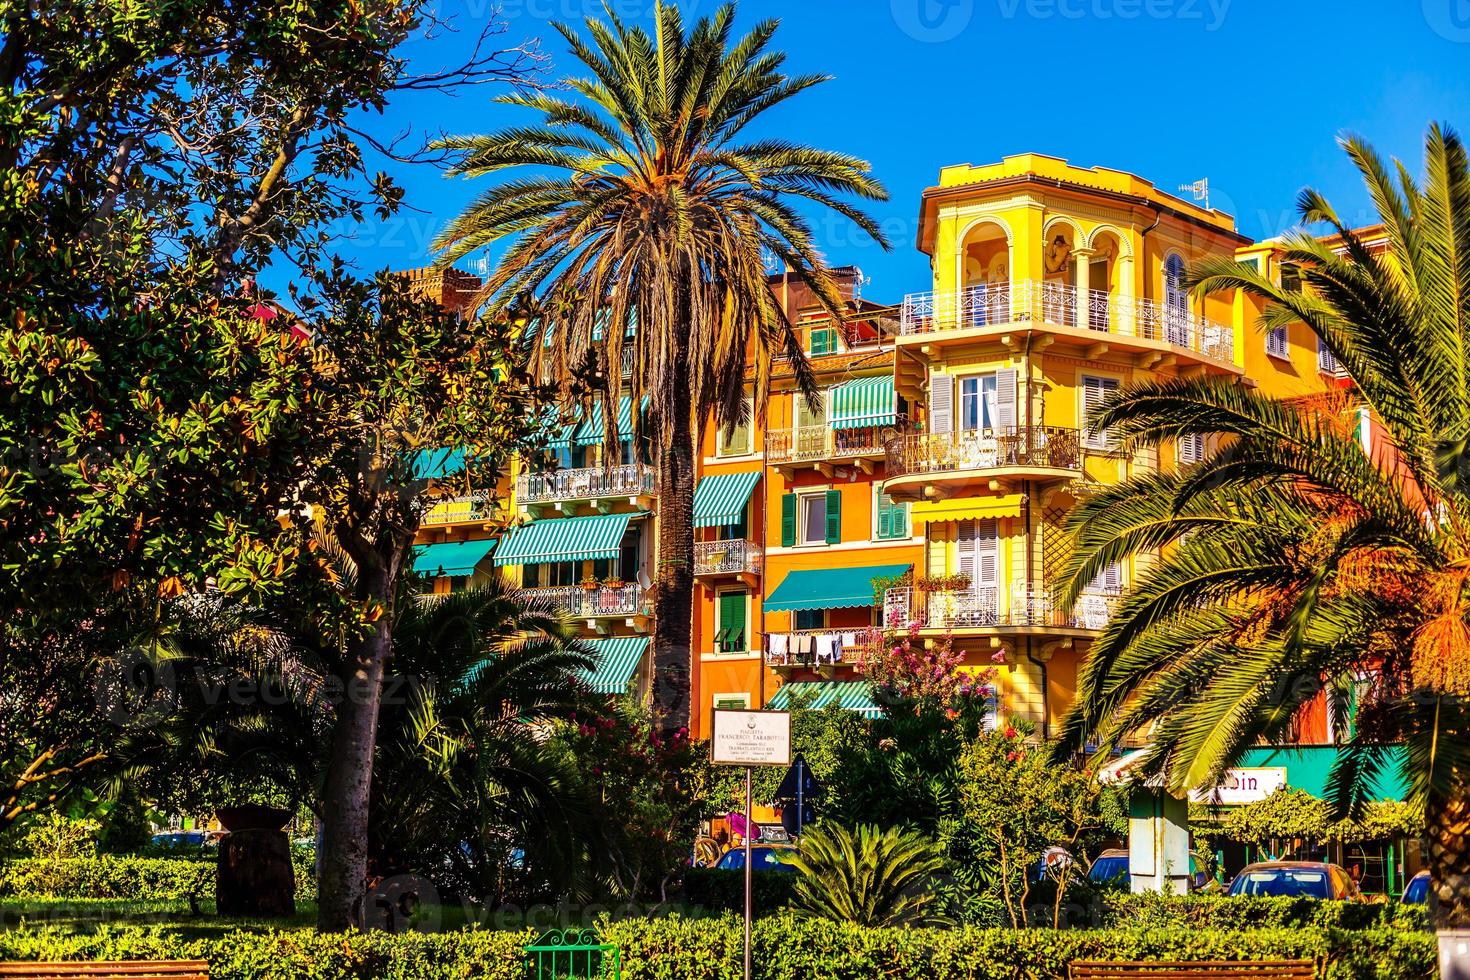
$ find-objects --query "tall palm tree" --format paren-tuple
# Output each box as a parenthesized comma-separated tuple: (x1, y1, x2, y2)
(1052, 123, 1470, 928)
(431, 3, 888, 733)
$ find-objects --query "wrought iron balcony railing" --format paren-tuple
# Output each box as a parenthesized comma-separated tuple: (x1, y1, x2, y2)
(422, 493, 494, 526)
(884, 425, 1083, 480)
(764, 422, 899, 465)
(516, 464, 656, 505)
(694, 538, 762, 576)
(520, 583, 650, 619)
(899, 281, 1234, 363)
(881, 585, 1119, 633)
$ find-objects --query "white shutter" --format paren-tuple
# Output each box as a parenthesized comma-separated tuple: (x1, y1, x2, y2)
(1082, 376, 1119, 450)
(956, 520, 977, 583)
(995, 368, 1017, 433)
(975, 519, 998, 588)
(1177, 432, 1203, 465)
(929, 370, 953, 435)
(1089, 561, 1122, 593)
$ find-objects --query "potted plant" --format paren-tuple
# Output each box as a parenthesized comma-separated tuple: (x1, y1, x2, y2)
(601, 576, 625, 590)
(580, 575, 600, 591)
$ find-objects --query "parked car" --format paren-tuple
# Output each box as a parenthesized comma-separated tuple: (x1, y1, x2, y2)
(1087, 848, 1215, 891)
(1401, 870, 1430, 904)
(150, 830, 219, 849)
(1228, 861, 1361, 900)
(714, 845, 797, 873)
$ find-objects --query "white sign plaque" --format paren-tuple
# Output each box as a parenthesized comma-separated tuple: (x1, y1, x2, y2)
(711, 709, 791, 767)
(1189, 767, 1288, 805)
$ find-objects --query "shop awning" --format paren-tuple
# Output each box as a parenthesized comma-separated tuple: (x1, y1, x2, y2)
(830, 376, 897, 430)
(912, 494, 1024, 526)
(411, 447, 467, 480)
(493, 512, 640, 566)
(580, 636, 648, 695)
(762, 563, 912, 612)
(766, 680, 881, 719)
(413, 538, 496, 577)
(692, 471, 761, 528)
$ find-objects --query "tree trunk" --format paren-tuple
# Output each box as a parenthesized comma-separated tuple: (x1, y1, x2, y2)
(652, 386, 695, 737)
(316, 566, 393, 931)
(1428, 788, 1470, 929)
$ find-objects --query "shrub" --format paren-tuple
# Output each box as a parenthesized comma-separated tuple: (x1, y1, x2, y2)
(681, 867, 798, 913)
(0, 856, 313, 902)
(0, 916, 1437, 980)
(1101, 892, 1430, 932)
(779, 824, 947, 927)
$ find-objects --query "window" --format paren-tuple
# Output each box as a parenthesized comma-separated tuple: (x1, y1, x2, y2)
(1081, 376, 1121, 451)
(1317, 336, 1342, 375)
(448, 575, 469, 593)
(1266, 323, 1290, 359)
(958, 374, 998, 433)
(781, 489, 841, 546)
(1280, 262, 1303, 293)
(1237, 254, 1263, 273)
(796, 391, 826, 430)
(1177, 433, 1205, 466)
(717, 590, 749, 653)
(1164, 254, 1189, 343)
(713, 693, 750, 710)
(717, 397, 754, 456)
(619, 534, 640, 583)
(874, 489, 910, 540)
(794, 609, 826, 631)
(809, 325, 839, 355)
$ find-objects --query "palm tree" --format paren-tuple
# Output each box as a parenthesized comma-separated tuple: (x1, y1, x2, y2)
(1051, 124, 1470, 928)
(431, 3, 888, 733)
(778, 822, 947, 927)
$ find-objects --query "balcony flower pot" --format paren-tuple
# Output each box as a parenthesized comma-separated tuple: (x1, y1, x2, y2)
(601, 578, 625, 589)
(579, 579, 599, 591)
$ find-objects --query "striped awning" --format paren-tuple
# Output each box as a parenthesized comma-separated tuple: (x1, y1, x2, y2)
(413, 538, 496, 577)
(692, 471, 761, 528)
(493, 512, 639, 566)
(573, 395, 646, 446)
(830, 376, 896, 430)
(581, 636, 648, 695)
(766, 680, 881, 719)
(763, 563, 912, 612)
(411, 447, 467, 480)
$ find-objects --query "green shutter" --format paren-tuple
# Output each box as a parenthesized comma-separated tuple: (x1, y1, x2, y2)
(825, 489, 841, 544)
(780, 492, 797, 547)
(810, 327, 834, 355)
(718, 590, 748, 652)
(877, 495, 894, 540)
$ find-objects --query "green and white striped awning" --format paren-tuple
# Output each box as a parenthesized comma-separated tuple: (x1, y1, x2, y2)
(692, 471, 761, 528)
(493, 512, 639, 566)
(581, 636, 648, 695)
(829, 376, 897, 430)
(573, 395, 646, 446)
(413, 538, 496, 577)
(766, 680, 881, 719)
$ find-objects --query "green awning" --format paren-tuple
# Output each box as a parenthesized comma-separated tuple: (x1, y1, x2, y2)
(692, 471, 761, 528)
(413, 539, 496, 577)
(493, 512, 639, 566)
(830, 376, 896, 430)
(766, 681, 881, 719)
(573, 395, 646, 446)
(581, 636, 648, 695)
(762, 563, 911, 612)
(411, 447, 466, 479)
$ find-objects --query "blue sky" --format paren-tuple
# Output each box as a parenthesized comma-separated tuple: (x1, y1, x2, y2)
(323, 0, 1470, 304)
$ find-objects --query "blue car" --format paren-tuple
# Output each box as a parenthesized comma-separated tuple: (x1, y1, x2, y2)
(715, 846, 797, 872)
(1402, 871, 1430, 904)
(1228, 862, 1360, 900)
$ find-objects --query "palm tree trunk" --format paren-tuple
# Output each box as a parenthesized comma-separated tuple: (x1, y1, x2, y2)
(316, 565, 393, 931)
(1428, 788, 1470, 929)
(652, 369, 695, 736)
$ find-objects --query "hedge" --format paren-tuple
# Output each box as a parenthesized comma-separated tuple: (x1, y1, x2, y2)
(681, 868, 798, 913)
(0, 916, 1437, 980)
(0, 857, 314, 902)
(1099, 893, 1430, 932)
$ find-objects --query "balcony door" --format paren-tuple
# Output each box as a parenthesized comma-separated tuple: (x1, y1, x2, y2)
(956, 370, 1016, 469)
(953, 519, 999, 626)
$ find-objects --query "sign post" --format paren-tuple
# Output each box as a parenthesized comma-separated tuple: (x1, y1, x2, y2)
(711, 709, 791, 980)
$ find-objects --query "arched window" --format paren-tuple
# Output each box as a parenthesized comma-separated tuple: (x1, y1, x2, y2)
(1164, 254, 1188, 344)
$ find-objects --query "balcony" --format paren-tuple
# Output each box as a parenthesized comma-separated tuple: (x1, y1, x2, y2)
(883, 426, 1082, 500)
(764, 422, 898, 476)
(423, 492, 494, 527)
(897, 281, 1236, 369)
(694, 538, 762, 579)
(520, 583, 651, 626)
(763, 628, 876, 670)
(516, 464, 656, 512)
(881, 585, 1119, 635)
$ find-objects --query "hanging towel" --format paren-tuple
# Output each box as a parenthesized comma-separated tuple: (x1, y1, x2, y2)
(840, 632, 859, 649)
(816, 634, 838, 662)
(793, 634, 815, 660)
(768, 634, 789, 656)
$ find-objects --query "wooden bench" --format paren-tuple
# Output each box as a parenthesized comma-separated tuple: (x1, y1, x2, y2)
(0, 963, 209, 979)
(1070, 961, 1315, 979)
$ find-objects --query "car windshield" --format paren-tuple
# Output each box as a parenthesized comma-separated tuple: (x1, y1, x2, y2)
(1403, 874, 1429, 904)
(1089, 855, 1129, 883)
(717, 848, 790, 871)
(1230, 868, 1330, 898)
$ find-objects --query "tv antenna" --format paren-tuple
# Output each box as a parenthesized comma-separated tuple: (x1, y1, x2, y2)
(1178, 178, 1210, 210)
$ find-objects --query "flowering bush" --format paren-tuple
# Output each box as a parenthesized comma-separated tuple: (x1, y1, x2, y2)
(856, 624, 994, 721)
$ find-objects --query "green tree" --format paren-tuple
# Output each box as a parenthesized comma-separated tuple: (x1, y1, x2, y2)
(1051, 124, 1470, 927)
(430, 2, 888, 732)
(778, 823, 946, 928)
